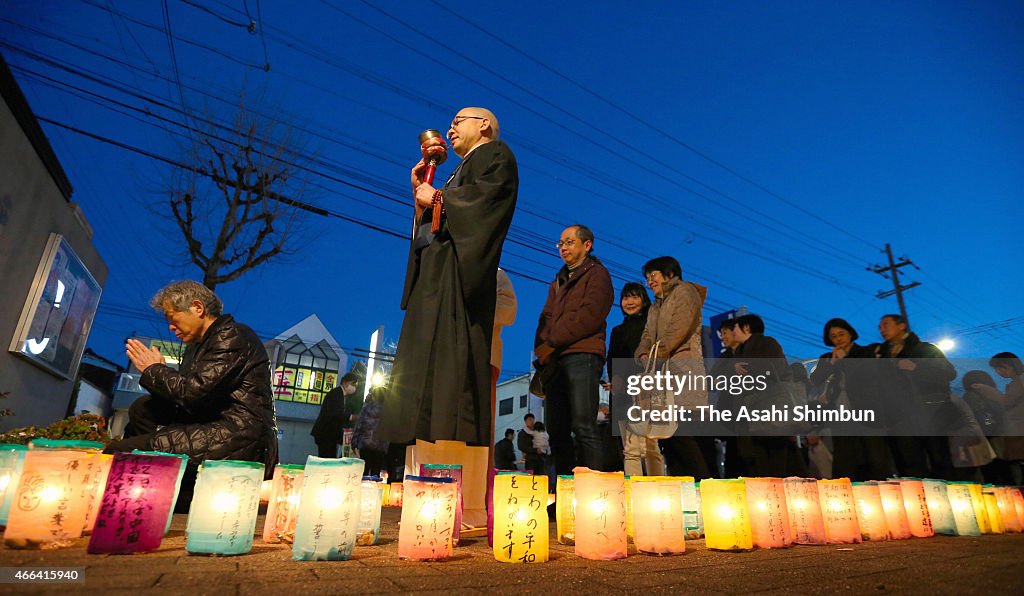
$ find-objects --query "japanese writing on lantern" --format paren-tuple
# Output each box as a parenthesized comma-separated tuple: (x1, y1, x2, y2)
(412, 482, 456, 558)
(494, 474, 548, 563)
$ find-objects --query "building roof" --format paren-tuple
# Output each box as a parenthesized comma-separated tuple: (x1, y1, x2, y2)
(0, 51, 73, 200)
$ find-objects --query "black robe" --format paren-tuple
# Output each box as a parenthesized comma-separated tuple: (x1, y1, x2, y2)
(380, 140, 518, 445)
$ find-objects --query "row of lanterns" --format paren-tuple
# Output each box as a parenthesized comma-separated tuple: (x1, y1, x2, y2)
(2, 443, 1022, 562)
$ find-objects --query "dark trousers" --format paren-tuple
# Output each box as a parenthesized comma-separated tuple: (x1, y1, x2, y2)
(888, 436, 954, 480)
(105, 395, 179, 454)
(315, 439, 339, 459)
(360, 448, 387, 477)
(832, 435, 893, 481)
(545, 353, 604, 475)
(659, 436, 711, 479)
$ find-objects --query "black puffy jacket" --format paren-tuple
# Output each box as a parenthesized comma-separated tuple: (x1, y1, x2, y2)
(140, 314, 279, 478)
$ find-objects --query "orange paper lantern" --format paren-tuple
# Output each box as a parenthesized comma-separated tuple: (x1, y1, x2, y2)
(262, 464, 304, 544)
(631, 480, 686, 555)
(3, 448, 97, 549)
(398, 476, 458, 560)
(897, 479, 934, 538)
(877, 481, 912, 539)
(783, 478, 826, 545)
(994, 487, 1022, 533)
(744, 477, 792, 548)
(818, 478, 862, 544)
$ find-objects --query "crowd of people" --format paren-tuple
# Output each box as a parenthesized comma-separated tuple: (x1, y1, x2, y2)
(495, 223, 1023, 487)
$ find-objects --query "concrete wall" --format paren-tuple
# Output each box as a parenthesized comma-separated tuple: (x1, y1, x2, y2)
(0, 77, 108, 431)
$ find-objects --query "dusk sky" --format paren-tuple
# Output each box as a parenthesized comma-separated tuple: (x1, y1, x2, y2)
(3, 0, 1022, 380)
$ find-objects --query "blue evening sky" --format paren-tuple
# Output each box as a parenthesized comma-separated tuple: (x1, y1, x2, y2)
(2, 0, 1021, 378)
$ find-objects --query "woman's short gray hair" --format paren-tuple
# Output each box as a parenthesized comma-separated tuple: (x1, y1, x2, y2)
(150, 280, 223, 317)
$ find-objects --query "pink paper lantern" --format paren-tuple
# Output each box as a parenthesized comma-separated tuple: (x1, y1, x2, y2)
(87, 453, 182, 554)
(783, 478, 826, 545)
(744, 477, 792, 548)
(398, 476, 458, 560)
(420, 464, 463, 542)
(573, 468, 627, 560)
(878, 481, 913, 539)
(818, 478, 862, 544)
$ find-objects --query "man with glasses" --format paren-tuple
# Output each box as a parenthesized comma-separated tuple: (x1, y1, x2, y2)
(379, 107, 518, 449)
(533, 224, 614, 474)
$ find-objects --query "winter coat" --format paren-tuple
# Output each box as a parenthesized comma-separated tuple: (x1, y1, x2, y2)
(535, 256, 614, 359)
(973, 375, 1024, 460)
(140, 314, 279, 479)
(310, 387, 350, 444)
(634, 277, 709, 409)
(875, 332, 957, 433)
(351, 395, 389, 453)
(810, 343, 886, 425)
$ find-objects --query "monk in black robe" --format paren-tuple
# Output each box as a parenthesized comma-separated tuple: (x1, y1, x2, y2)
(379, 107, 518, 446)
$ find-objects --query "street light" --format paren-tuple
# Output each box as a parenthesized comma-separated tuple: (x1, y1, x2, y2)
(937, 338, 955, 353)
(371, 371, 386, 387)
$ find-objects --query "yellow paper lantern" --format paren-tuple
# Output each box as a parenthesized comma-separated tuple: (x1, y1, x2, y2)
(493, 474, 549, 563)
(818, 478, 862, 544)
(631, 480, 686, 555)
(398, 476, 458, 560)
(262, 464, 304, 544)
(573, 467, 628, 560)
(944, 482, 981, 536)
(851, 482, 890, 541)
(700, 478, 752, 551)
(994, 487, 1022, 533)
(387, 482, 404, 507)
(1012, 489, 1024, 531)
(896, 479, 934, 538)
(921, 479, 957, 535)
(3, 448, 97, 549)
(783, 478, 826, 545)
(877, 481, 913, 539)
(982, 487, 1005, 534)
(556, 475, 576, 545)
(81, 453, 113, 535)
(744, 477, 792, 548)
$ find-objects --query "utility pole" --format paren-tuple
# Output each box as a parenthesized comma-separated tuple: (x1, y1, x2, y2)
(868, 243, 920, 325)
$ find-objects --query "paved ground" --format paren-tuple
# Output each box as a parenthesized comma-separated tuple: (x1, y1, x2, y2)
(1, 508, 1022, 595)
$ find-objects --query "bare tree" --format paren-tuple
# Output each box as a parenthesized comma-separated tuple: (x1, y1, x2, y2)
(164, 98, 319, 291)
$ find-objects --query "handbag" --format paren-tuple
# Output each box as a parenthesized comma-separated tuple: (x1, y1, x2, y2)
(746, 362, 813, 436)
(626, 342, 678, 439)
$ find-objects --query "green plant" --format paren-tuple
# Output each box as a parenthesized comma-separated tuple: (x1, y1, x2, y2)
(0, 414, 110, 446)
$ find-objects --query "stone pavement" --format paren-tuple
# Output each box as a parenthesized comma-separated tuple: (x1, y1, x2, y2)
(1, 508, 1022, 595)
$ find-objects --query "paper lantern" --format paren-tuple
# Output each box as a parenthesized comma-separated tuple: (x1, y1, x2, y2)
(1012, 489, 1024, 531)
(28, 439, 105, 451)
(420, 464, 463, 543)
(357, 476, 385, 546)
(0, 444, 28, 527)
(86, 452, 182, 554)
(679, 476, 702, 539)
(3, 448, 98, 549)
(896, 479, 933, 538)
(262, 464, 304, 544)
(398, 475, 458, 560)
(920, 479, 957, 535)
(943, 482, 980, 536)
(492, 473, 549, 563)
(700, 478, 752, 551)
(744, 477, 792, 548)
(132, 450, 188, 535)
(817, 478, 862, 544)
(783, 478, 826, 545)
(627, 476, 676, 545)
(387, 482, 404, 507)
(81, 453, 113, 535)
(556, 474, 576, 545)
(185, 460, 264, 555)
(982, 487, 1005, 534)
(851, 482, 890, 541)
(631, 480, 686, 555)
(877, 481, 913, 539)
(573, 468, 628, 560)
(489, 469, 528, 547)
(291, 457, 364, 560)
(963, 482, 992, 534)
(994, 487, 1022, 533)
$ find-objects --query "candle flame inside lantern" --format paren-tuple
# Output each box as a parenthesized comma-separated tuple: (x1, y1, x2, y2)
(590, 499, 608, 515)
(421, 499, 440, 519)
(716, 504, 735, 520)
(129, 486, 145, 500)
(212, 492, 239, 513)
(652, 497, 671, 512)
(881, 498, 896, 512)
(285, 494, 301, 506)
(828, 499, 844, 512)
(516, 508, 528, 522)
(951, 499, 970, 513)
(756, 500, 768, 512)
(859, 501, 873, 515)
(0, 473, 9, 491)
(792, 498, 807, 510)
(40, 485, 62, 503)
(319, 488, 342, 509)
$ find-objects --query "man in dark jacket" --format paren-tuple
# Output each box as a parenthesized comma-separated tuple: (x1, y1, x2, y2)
(495, 428, 518, 470)
(876, 313, 956, 479)
(311, 373, 360, 458)
(111, 281, 278, 481)
(534, 224, 614, 474)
